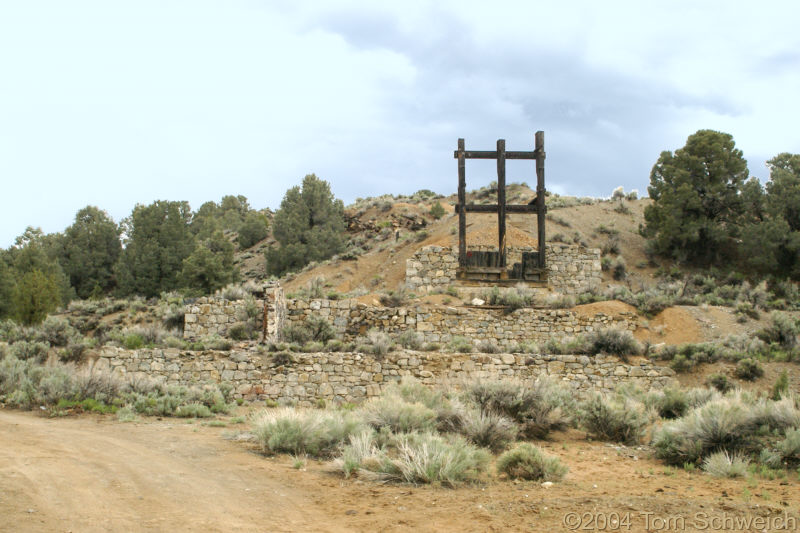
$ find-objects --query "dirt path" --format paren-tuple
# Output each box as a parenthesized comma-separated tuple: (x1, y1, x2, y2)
(2, 411, 798, 533)
(0, 411, 347, 533)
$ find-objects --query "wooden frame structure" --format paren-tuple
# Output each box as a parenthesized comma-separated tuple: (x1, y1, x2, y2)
(454, 131, 547, 282)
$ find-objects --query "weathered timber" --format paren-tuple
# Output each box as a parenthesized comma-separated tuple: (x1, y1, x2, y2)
(497, 139, 506, 268)
(535, 131, 546, 269)
(455, 204, 541, 213)
(457, 138, 466, 266)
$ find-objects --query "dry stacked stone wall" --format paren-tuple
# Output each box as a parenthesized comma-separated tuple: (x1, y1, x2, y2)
(94, 346, 676, 405)
(285, 299, 635, 348)
(183, 283, 286, 341)
(405, 244, 602, 295)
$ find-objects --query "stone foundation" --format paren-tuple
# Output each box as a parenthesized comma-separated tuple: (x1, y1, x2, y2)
(405, 244, 602, 295)
(183, 283, 285, 341)
(95, 346, 676, 405)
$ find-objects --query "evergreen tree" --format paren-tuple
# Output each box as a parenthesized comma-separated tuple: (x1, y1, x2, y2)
(60, 206, 121, 298)
(237, 211, 270, 249)
(266, 174, 346, 275)
(0, 256, 15, 319)
(179, 231, 237, 294)
(13, 269, 60, 325)
(115, 200, 195, 297)
(643, 130, 749, 265)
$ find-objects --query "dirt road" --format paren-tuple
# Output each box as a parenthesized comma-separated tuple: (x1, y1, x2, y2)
(0, 411, 347, 533)
(2, 410, 798, 533)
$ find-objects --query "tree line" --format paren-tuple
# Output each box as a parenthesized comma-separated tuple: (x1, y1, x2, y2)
(0, 194, 269, 324)
(0, 174, 346, 325)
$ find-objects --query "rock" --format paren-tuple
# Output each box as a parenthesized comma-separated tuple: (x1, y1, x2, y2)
(471, 298, 485, 306)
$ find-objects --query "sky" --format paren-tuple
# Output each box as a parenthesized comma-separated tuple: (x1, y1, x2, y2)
(2, 1, 799, 248)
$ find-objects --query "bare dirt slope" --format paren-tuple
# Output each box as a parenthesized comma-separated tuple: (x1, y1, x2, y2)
(2, 410, 798, 533)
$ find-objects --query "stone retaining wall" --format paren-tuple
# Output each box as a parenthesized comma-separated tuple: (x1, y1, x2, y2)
(285, 300, 635, 348)
(94, 346, 676, 406)
(405, 244, 602, 294)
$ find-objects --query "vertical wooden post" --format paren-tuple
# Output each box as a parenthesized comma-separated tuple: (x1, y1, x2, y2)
(457, 138, 466, 268)
(496, 138, 506, 268)
(535, 131, 546, 270)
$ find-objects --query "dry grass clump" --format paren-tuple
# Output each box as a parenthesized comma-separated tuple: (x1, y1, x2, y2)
(702, 450, 749, 478)
(251, 408, 365, 457)
(336, 430, 490, 486)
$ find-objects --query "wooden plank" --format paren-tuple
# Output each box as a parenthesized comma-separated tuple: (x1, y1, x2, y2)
(455, 204, 540, 213)
(453, 150, 537, 160)
(535, 130, 546, 269)
(496, 139, 506, 268)
(457, 138, 466, 267)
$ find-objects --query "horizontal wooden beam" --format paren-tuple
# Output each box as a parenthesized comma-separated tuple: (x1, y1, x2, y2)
(453, 150, 541, 160)
(455, 204, 543, 214)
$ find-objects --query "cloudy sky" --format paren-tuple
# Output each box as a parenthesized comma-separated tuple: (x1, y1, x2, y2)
(2, 1, 799, 247)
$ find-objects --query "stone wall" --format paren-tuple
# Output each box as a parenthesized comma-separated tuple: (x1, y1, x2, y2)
(94, 346, 676, 405)
(405, 244, 602, 295)
(285, 300, 635, 348)
(183, 283, 286, 341)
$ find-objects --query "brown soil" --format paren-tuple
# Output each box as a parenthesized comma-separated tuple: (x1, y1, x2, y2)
(2, 410, 798, 533)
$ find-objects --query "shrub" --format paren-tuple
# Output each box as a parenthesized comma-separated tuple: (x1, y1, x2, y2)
(357, 330, 393, 356)
(429, 202, 446, 220)
(228, 322, 253, 341)
(707, 373, 733, 393)
(175, 402, 213, 418)
(652, 397, 759, 465)
(734, 358, 764, 381)
(777, 428, 800, 462)
(202, 335, 233, 351)
(458, 408, 517, 452)
(771, 370, 790, 401)
(496, 443, 568, 481)
(447, 336, 473, 353)
(373, 432, 489, 486)
(612, 258, 627, 280)
(122, 333, 144, 350)
(464, 378, 574, 439)
(9, 341, 50, 363)
(361, 395, 437, 433)
(702, 450, 749, 478)
(396, 330, 424, 350)
(304, 316, 336, 343)
(35, 316, 79, 347)
(476, 340, 500, 354)
(579, 394, 651, 444)
(584, 328, 641, 358)
(379, 290, 407, 307)
(650, 388, 689, 419)
(251, 408, 365, 458)
(757, 312, 798, 349)
(282, 323, 311, 344)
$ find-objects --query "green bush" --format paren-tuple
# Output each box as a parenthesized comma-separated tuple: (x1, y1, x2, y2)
(777, 428, 800, 463)
(734, 358, 764, 381)
(584, 328, 641, 358)
(757, 312, 798, 349)
(175, 402, 213, 418)
(496, 443, 568, 481)
(650, 388, 689, 419)
(396, 330, 424, 350)
(447, 336, 473, 353)
(429, 202, 446, 220)
(707, 373, 733, 393)
(9, 341, 50, 363)
(35, 316, 80, 347)
(771, 370, 790, 401)
(579, 393, 651, 444)
(476, 340, 500, 354)
(356, 330, 393, 356)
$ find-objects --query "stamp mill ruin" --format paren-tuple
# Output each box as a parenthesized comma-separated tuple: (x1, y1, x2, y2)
(96, 133, 674, 404)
